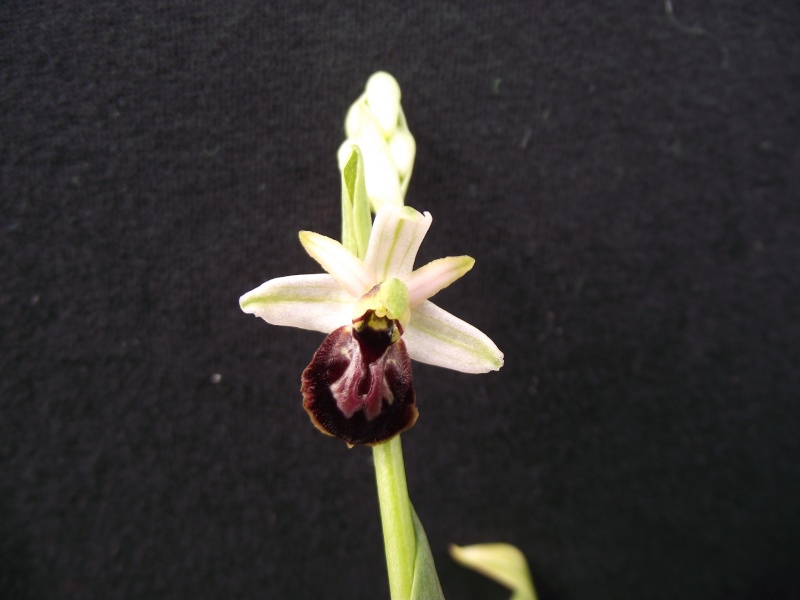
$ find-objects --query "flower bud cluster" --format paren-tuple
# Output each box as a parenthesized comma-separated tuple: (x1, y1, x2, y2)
(337, 72, 416, 212)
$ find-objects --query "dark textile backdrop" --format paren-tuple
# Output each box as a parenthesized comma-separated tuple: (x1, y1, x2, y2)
(2, 2, 799, 599)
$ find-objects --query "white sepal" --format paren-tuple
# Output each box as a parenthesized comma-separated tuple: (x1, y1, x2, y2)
(240, 274, 353, 334)
(403, 301, 504, 374)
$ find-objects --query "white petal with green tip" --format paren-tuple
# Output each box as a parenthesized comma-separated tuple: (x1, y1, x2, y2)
(366, 206, 432, 282)
(404, 255, 475, 307)
(298, 231, 375, 297)
(403, 301, 503, 373)
(239, 274, 352, 333)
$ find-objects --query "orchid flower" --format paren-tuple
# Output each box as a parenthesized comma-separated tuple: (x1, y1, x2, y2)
(240, 204, 503, 446)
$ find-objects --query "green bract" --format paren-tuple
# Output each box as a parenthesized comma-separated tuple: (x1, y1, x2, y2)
(340, 145, 372, 258)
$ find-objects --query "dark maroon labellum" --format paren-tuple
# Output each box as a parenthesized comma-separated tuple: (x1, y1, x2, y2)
(301, 319, 417, 446)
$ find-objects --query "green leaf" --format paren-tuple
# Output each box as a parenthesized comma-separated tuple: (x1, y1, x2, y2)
(340, 145, 372, 260)
(410, 506, 445, 600)
(450, 543, 537, 600)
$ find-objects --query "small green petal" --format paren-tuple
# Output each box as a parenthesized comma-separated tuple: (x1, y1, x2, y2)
(450, 543, 538, 600)
(298, 230, 375, 297)
(403, 301, 503, 373)
(404, 255, 475, 307)
(239, 274, 352, 333)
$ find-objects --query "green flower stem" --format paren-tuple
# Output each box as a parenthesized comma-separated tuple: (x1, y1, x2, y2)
(373, 435, 416, 599)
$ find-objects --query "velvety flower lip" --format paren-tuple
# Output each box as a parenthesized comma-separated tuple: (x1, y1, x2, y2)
(240, 205, 504, 374)
(300, 320, 418, 446)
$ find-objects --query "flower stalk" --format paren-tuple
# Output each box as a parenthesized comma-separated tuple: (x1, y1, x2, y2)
(373, 436, 416, 599)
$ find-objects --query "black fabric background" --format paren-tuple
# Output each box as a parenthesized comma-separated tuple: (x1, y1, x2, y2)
(2, 2, 799, 599)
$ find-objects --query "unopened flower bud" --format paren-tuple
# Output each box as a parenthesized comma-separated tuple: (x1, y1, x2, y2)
(340, 72, 416, 212)
(365, 72, 402, 137)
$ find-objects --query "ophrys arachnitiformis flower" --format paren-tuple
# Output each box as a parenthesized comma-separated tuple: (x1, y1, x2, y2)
(240, 205, 503, 445)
